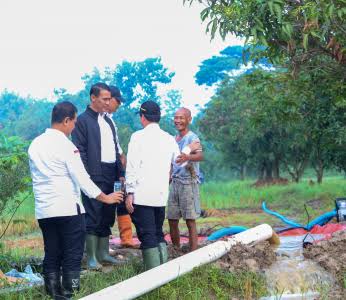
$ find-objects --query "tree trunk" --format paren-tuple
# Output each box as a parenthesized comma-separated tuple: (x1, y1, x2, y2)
(315, 159, 324, 184)
(264, 161, 273, 181)
(239, 165, 246, 181)
(258, 163, 265, 181)
(273, 157, 280, 179)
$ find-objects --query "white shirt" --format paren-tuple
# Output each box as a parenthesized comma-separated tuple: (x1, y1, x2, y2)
(98, 114, 116, 163)
(107, 113, 123, 155)
(126, 123, 180, 207)
(28, 128, 101, 219)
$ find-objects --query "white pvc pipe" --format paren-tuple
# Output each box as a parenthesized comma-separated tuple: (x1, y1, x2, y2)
(81, 224, 274, 300)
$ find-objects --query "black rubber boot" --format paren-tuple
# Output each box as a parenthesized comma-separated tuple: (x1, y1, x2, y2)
(44, 272, 64, 299)
(61, 271, 80, 299)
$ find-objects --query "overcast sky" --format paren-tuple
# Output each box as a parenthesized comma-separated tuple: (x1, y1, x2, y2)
(0, 0, 240, 113)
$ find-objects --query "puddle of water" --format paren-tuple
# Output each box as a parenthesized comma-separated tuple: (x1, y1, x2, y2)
(264, 235, 334, 296)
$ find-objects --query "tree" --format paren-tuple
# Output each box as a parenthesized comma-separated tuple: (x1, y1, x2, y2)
(197, 67, 346, 183)
(0, 134, 30, 238)
(0, 91, 31, 131)
(185, 0, 346, 74)
(160, 90, 183, 135)
(105, 57, 175, 108)
(196, 45, 270, 86)
(12, 101, 54, 140)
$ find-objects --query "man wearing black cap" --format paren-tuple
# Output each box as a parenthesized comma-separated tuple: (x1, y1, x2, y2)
(107, 86, 135, 248)
(125, 100, 178, 270)
(71, 83, 125, 269)
(125, 101, 199, 270)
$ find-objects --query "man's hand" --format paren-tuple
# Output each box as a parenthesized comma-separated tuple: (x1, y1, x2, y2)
(126, 194, 134, 214)
(188, 141, 202, 153)
(176, 153, 189, 165)
(97, 191, 124, 204)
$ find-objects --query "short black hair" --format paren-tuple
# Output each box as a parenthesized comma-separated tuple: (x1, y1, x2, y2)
(51, 101, 77, 124)
(90, 82, 111, 97)
(139, 112, 161, 123)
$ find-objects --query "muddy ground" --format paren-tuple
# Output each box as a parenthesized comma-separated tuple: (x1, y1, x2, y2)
(3, 212, 346, 299)
(304, 229, 346, 288)
(216, 241, 276, 273)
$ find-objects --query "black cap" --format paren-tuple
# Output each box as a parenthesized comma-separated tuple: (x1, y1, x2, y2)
(139, 101, 161, 122)
(109, 85, 124, 103)
(139, 101, 160, 116)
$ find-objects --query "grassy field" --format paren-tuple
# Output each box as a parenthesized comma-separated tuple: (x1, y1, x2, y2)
(201, 177, 346, 218)
(1, 176, 345, 237)
(1, 177, 345, 299)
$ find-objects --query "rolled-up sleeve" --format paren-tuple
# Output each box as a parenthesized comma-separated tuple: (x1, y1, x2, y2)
(66, 150, 101, 199)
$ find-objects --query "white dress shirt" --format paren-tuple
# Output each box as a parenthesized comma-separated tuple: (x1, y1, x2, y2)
(126, 123, 181, 207)
(28, 128, 101, 219)
(98, 114, 116, 163)
(106, 113, 123, 155)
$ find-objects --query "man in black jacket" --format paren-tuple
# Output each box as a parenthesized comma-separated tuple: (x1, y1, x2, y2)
(72, 82, 125, 269)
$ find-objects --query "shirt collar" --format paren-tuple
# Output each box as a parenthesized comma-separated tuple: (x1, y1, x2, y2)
(144, 123, 160, 130)
(45, 128, 67, 138)
(86, 105, 100, 119)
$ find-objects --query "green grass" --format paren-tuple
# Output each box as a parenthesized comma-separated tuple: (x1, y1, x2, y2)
(1, 177, 345, 299)
(1, 262, 267, 300)
(0, 192, 38, 236)
(200, 177, 346, 212)
(2, 176, 345, 237)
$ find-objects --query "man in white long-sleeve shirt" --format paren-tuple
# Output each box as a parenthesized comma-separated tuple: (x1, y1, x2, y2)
(125, 101, 200, 270)
(28, 101, 123, 299)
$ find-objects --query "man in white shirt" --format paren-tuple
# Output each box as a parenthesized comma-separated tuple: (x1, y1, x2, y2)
(28, 101, 123, 299)
(108, 85, 135, 248)
(71, 83, 125, 269)
(125, 101, 199, 270)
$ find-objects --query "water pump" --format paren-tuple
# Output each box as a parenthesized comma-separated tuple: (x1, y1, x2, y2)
(335, 198, 346, 222)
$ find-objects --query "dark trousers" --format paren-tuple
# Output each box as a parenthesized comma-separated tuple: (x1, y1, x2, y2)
(117, 201, 128, 216)
(82, 162, 118, 237)
(130, 205, 166, 249)
(38, 211, 86, 274)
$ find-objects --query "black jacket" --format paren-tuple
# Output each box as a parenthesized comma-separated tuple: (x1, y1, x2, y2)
(71, 106, 125, 182)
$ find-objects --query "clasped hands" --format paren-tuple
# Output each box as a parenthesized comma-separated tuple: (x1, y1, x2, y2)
(175, 140, 202, 165)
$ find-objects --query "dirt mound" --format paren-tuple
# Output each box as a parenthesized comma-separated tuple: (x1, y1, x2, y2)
(200, 208, 229, 218)
(252, 178, 289, 188)
(303, 230, 346, 287)
(217, 241, 276, 272)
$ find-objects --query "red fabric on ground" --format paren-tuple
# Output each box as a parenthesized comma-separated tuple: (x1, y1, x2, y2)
(279, 223, 346, 239)
(109, 234, 207, 246)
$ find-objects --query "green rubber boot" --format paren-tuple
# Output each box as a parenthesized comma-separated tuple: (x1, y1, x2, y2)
(142, 247, 161, 271)
(158, 242, 168, 264)
(97, 236, 120, 265)
(85, 234, 102, 270)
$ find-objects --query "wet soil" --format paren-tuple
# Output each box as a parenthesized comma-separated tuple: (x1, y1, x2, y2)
(216, 241, 277, 272)
(303, 229, 346, 288)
